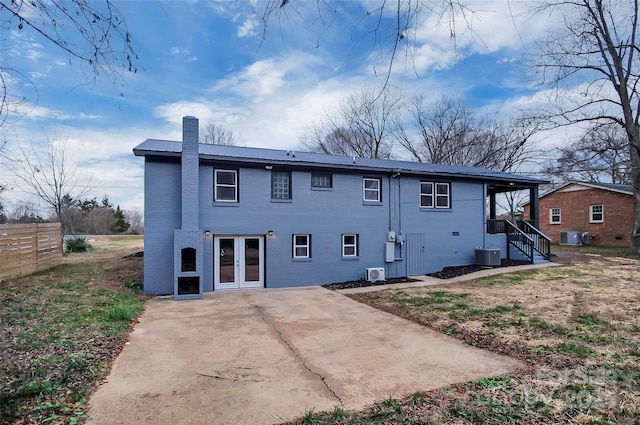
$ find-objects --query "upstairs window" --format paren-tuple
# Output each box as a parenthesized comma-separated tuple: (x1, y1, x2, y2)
(214, 169, 238, 202)
(550, 208, 561, 224)
(342, 234, 359, 257)
(590, 205, 604, 223)
(311, 173, 332, 188)
(292, 234, 311, 259)
(272, 171, 291, 200)
(363, 178, 381, 202)
(420, 182, 451, 208)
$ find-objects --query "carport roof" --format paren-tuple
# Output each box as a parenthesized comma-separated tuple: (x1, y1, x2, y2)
(134, 139, 547, 190)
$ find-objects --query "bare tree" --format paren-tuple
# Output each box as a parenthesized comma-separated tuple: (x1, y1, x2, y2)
(301, 87, 402, 159)
(0, 0, 139, 126)
(7, 201, 44, 223)
(124, 207, 144, 234)
(531, 0, 640, 250)
(397, 96, 541, 172)
(11, 136, 91, 229)
(545, 123, 631, 184)
(199, 123, 237, 145)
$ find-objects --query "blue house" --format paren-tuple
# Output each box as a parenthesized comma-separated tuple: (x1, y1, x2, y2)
(134, 116, 548, 299)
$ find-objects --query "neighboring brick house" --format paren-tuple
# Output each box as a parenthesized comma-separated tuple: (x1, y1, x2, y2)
(523, 181, 633, 246)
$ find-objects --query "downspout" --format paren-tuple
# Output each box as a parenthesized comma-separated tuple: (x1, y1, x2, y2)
(482, 183, 487, 248)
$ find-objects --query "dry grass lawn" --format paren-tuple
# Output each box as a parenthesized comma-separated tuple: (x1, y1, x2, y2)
(285, 252, 640, 424)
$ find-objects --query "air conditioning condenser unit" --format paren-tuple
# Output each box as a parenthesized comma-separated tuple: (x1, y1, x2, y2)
(366, 267, 385, 282)
(560, 231, 582, 246)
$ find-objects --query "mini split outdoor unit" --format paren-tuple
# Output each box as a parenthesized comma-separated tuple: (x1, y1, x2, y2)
(366, 267, 386, 282)
(560, 231, 592, 246)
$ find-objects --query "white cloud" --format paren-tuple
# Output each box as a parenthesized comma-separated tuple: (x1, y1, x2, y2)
(237, 16, 258, 38)
(214, 58, 287, 97)
(14, 104, 101, 121)
(404, 1, 556, 73)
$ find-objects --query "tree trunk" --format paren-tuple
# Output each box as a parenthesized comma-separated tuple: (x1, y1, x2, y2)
(630, 133, 640, 252)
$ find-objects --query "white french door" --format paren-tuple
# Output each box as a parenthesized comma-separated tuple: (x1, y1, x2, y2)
(214, 236, 264, 290)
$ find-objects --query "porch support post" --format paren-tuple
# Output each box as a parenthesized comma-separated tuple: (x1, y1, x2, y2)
(529, 186, 540, 228)
(489, 192, 497, 219)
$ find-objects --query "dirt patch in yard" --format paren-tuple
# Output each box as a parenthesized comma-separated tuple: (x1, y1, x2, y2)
(323, 277, 419, 290)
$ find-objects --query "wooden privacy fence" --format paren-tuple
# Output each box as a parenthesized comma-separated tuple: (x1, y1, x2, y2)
(0, 223, 63, 280)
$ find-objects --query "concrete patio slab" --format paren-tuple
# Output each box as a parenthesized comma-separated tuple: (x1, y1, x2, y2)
(86, 286, 522, 425)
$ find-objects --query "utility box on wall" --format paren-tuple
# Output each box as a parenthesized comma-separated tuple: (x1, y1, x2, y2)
(385, 242, 395, 263)
(475, 248, 501, 266)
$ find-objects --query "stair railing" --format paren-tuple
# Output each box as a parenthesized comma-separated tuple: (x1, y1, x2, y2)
(505, 220, 534, 263)
(518, 220, 551, 260)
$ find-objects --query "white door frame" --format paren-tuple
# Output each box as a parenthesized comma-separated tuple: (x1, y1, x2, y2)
(214, 235, 264, 290)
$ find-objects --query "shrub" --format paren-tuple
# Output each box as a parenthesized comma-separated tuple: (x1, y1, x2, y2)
(65, 237, 92, 253)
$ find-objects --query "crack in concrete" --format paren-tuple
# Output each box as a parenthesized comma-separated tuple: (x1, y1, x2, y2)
(252, 304, 343, 405)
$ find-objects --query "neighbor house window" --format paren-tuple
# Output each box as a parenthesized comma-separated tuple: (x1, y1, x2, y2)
(590, 205, 604, 223)
(292, 234, 311, 259)
(342, 234, 358, 257)
(420, 182, 451, 208)
(272, 171, 291, 200)
(311, 173, 332, 188)
(550, 208, 561, 224)
(214, 169, 238, 202)
(363, 178, 381, 202)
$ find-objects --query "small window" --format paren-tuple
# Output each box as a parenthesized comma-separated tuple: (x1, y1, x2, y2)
(420, 181, 451, 208)
(435, 183, 450, 208)
(363, 178, 381, 202)
(292, 234, 311, 258)
(311, 173, 332, 188)
(215, 169, 238, 202)
(590, 205, 604, 223)
(550, 208, 561, 224)
(342, 234, 358, 257)
(272, 171, 291, 200)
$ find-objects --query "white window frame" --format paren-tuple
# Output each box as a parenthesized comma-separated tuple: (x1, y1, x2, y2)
(214, 169, 238, 202)
(420, 182, 451, 209)
(342, 234, 358, 257)
(589, 205, 604, 223)
(363, 178, 381, 202)
(550, 208, 561, 224)
(292, 234, 311, 259)
(271, 171, 292, 200)
(311, 173, 332, 188)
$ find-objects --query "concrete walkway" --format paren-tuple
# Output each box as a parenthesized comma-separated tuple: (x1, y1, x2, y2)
(86, 286, 522, 425)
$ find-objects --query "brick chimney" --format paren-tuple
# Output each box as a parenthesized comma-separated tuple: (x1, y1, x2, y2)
(173, 116, 203, 300)
(181, 116, 199, 230)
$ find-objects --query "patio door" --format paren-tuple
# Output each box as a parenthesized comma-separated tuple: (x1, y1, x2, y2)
(214, 236, 264, 290)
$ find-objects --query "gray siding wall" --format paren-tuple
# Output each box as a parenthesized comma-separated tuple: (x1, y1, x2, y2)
(199, 166, 390, 287)
(143, 158, 490, 293)
(144, 159, 181, 295)
(399, 178, 485, 274)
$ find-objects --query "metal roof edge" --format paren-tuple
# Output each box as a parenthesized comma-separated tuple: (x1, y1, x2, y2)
(133, 139, 546, 185)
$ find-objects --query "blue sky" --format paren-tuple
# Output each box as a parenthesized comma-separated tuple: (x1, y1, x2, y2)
(1, 1, 567, 214)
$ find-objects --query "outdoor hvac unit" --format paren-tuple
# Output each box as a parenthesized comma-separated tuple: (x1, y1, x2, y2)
(475, 248, 501, 267)
(560, 231, 582, 246)
(366, 267, 386, 282)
